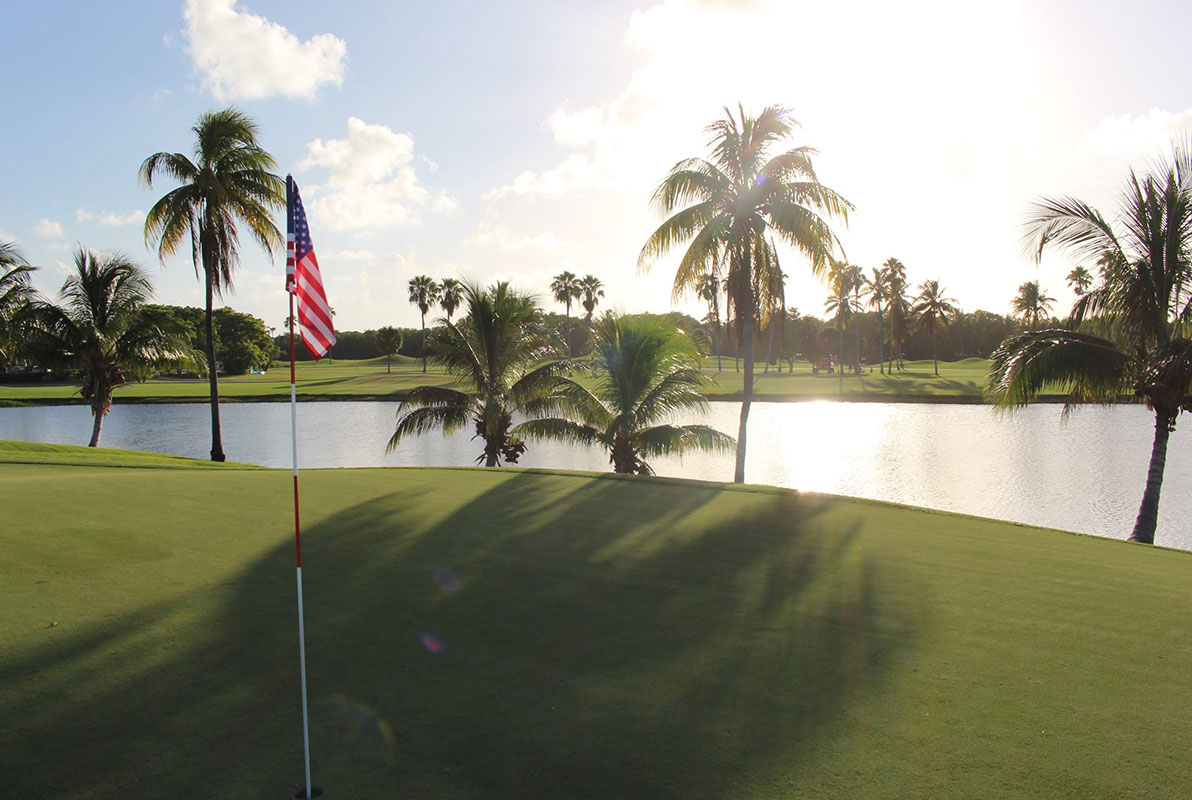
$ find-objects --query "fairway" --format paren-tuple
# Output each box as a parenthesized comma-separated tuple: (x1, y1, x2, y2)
(2, 443, 1190, 798)
(0, 357, 997, 404)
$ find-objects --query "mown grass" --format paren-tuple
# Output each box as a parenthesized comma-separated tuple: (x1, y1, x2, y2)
(0, 357, 992, 404)
(2, 441, 1190, 798)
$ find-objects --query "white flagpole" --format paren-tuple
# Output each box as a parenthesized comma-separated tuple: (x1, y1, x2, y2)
(288, 175, 316, 799)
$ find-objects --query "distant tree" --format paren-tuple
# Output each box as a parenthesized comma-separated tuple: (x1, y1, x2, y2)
(408, 275, 440, 374)
(550, 271, 581, 318)
(1011, 280, 1055, 329)
(578, 274, 604, 321)
(30, 249, 194, 446)
(883, 257, 909, 371)
(388, 282, 566, 466)
(212, 308, 275, 374)
(1066, 265, 1093, 296)
(0, 241, 38, 367)
(141, 107, 284, 461)
(912, 279, 959, 376)
(696, 271, 723, 371)
(439, 278, 464, 322)
(517, 313, 734, 474)
(824, 262, 856, 391)
(861, 265, 889, 374)
(376, 326, 402, 373)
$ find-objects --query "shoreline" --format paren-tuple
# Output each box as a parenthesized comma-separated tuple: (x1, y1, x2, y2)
(0, 390, 1084, 407)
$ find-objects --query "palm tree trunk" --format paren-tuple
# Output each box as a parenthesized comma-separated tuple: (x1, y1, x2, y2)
(876, 308, 885, 375)
(932, 327, 939, 376)
(1129, 412, 1171, 544)
(735, 318, 753, 484)
(387, 354, 391, 374)
(88, 387, 106, 447)
(855, 302, 861, 374)
(420, 311, 427, 374)
(838, 318, 844, 393)
(714, 318, 722, 371)
(764, 319, 774, 374)
(203, 263, 226, 462)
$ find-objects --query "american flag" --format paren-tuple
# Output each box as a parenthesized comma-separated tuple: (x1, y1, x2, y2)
(287, 176, 336, 359)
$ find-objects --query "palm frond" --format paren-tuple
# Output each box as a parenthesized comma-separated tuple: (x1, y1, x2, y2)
(985, 329, 1133, 409)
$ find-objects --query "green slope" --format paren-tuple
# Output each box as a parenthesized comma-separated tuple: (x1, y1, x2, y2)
(1, 449, 1189, 798)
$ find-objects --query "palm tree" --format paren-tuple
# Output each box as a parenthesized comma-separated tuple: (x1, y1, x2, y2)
(883, 257, 908, 371)
(375, 326, 402, 374)
(824, 263, 855, 392)
(578, 274, 604, 321)
(1011, 280, 1055, 329)
(1066, 265, 1093, 296)
(847, 263, 864, 373)
(408, 275, 440, 374)
(439, 278, 464, 322)
(639, 104, 851, 482)
(912, 280, 958, 376)
(861, 265, 888, 375)
(0, 241, 38, 366)
(696, 271, 723, 371)
(141, 107, 284, 462)
(987, 139, 1192, 544)
(30, 249, 193, 447)
(517, 313, 735, 474)
(388, 282, 566, 466)
(550, 271, 581, 318)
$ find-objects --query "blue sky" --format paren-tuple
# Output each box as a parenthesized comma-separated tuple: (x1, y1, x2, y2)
(5, 0, 1192, 331)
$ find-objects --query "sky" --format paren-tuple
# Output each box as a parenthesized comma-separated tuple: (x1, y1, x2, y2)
(4, 0, 1192, 332)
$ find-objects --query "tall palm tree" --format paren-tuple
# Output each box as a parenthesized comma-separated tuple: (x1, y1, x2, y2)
(439, 278, 465, 322)
(883, 257, 908, 371)
(639, 104, 851, 482)
(550, 271, 581, 318)
(696, 271, 723, 371)
(0, 241, 38, 366)
(824, 263, 855, 392)
(408, 275, 440, 374)
(912, 279, 958, 376)
(987, 139, 1192, 544)
(141, 107, 284, 462)
(1011, 280, 1055, 329)
(375, 326, 402, 374)
(578, 274, 604, 321)
(30, 249, 194, 447)
(847, 263, 865, 373)
(516, 313, 735, 474)
(861, 265, 888, 375)
(388, 282, 566, 466)
(1066, 265, 1093, 296)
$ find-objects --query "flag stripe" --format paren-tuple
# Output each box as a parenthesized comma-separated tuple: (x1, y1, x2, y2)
(287, 177, 336, 359)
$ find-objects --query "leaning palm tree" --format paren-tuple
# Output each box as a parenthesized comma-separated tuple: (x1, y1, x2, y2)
(639, 103, 851, 482)
(439, 278, 465, 322)
(388, 282, 567, 466)
(0, 241, 38, 366)
(141, 107, 284, 462)
(1066, 265, 1093, 296)
(912, 279, 958, 376)
(1011, 280, 1055, 329)
(578, 274, 604, 321)
(517, 313, 735, 474)
(987, 139, 1192, 544)
(408, 275, 440, 374)
(30, 249, 194, 447)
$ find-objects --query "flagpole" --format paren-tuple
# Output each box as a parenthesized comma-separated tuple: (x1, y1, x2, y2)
(288, 176, 316, 800)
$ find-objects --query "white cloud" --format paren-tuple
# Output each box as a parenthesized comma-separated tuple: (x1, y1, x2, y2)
(183, 0, 347, 101)
(469, 222, 572, 251)
(76, 209, 143, 227)
(485, 154, 608, 200)
(33, 219, 64, 239)
(298, 117, 456, 231)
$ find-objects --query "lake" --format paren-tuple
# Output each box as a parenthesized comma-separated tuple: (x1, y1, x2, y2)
(2, 400, 1188, 550)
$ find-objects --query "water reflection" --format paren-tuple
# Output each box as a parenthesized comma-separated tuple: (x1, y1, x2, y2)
(1, 400, 1187, 550)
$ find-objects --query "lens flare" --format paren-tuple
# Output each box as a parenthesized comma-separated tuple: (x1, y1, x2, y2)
(419, 631, 446, 654)
(433, 568, 461, 591)
(314, 695, 397, 764)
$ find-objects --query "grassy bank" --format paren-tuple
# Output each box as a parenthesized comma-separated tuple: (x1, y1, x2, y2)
(2, 441, 1190, 798)
(0, 356, 993, 405)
